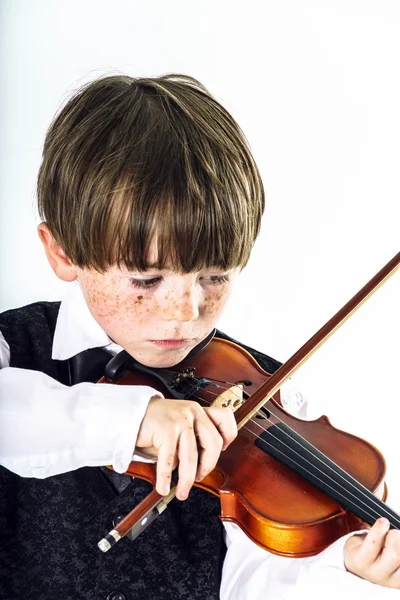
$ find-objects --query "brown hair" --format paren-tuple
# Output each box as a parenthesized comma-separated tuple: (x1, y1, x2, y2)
(37, 74, 264, 273)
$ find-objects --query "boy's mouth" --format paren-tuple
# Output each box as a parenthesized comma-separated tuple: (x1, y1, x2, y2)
(150, 339, 193, 349)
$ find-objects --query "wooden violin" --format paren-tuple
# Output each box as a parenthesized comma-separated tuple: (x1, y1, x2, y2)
(98, 252, 400, 557)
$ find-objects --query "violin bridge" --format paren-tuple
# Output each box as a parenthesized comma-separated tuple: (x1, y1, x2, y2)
(212, 384, 244, 412)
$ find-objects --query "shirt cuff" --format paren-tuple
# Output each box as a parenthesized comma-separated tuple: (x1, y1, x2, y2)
(76, 383, 163, 473)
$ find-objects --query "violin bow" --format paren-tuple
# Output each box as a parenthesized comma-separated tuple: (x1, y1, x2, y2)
(98, 251, 400, 552)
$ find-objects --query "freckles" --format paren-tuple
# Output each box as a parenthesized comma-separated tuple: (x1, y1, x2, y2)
(80, 272, 158, 332)
(124, 296, 149, 316)
(86, 285, 130, 321)
(129, 295, 159, 323)
(204, 291, 225, 314)
(163, 300, 179, 315)
(86, 287, 111, 311)
(160, 292, 178, 317)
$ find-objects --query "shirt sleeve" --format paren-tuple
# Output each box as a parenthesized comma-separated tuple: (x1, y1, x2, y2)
(0, 331, 161, 477)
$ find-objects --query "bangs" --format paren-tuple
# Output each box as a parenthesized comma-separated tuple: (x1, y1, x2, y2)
(100, 172, 257, 274)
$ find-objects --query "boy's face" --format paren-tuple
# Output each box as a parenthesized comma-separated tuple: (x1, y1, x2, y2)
(38, 224, 238, 368)
(76, 261, 238, 368)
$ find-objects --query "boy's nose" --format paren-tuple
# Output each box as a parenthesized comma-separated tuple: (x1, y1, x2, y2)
(166, 288, 200, 322)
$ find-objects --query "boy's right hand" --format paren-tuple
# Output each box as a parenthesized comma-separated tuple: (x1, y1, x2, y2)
(135, 395, 238, 501)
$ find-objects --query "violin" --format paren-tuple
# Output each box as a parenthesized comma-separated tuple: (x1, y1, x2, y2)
(98, 252, 400, 557)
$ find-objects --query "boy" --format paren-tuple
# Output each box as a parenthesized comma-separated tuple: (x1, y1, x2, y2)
(0, 74, 398, 599)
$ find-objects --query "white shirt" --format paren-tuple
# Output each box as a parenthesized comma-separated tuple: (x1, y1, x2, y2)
(0, 284, 394, 599)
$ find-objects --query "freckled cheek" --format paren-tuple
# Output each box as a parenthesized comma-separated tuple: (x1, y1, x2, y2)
(86, 290, 142, 324)
(202, 289, 230, 319)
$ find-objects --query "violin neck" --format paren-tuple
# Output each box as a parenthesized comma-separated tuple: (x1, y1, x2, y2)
(255, 422, 400, 529)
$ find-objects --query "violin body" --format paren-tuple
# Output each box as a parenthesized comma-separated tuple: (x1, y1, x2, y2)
(101, 337, 387, 557)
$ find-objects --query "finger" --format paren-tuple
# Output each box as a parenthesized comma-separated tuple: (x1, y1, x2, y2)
(155, 439, 179, 496)
(175, 427, 199, 501)
(205, 406, 238, 451)
(359, 518, 390, 566)
(193, 414, 224, 482)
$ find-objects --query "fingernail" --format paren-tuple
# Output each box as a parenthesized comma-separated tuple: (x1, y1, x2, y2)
(179, 490, 188, 500)
(379, 518, 390, 530)
(163, 483, 170, 494)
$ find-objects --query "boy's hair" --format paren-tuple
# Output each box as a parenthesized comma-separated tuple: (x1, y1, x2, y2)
(37, 74, 264, 273)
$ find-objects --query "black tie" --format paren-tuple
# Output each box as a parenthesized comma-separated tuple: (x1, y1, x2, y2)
(68, 348, 114, 385)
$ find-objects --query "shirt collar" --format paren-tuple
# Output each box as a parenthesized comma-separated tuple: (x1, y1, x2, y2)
(52, 282, 117, 360)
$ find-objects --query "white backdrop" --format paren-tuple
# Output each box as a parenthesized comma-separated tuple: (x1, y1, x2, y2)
(1, 1, 399, 515)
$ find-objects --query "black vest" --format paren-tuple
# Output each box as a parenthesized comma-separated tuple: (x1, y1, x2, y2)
(0, 302, 281, 600)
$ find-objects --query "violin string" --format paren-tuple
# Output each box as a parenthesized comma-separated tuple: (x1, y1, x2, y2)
(187, 381, 400, 529)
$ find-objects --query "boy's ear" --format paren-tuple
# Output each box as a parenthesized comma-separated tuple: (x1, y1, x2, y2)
(37, 223, 78, 282)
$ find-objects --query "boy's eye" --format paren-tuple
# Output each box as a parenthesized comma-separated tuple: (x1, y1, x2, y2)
(206, 275, 230, 285)
(129, 274, 230, 289)
(130, 277, 161, 289)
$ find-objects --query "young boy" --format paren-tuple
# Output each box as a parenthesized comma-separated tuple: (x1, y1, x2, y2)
(0, 74, 398, 599)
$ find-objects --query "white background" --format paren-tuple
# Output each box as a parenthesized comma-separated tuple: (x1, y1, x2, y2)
(1, 0, 399, 517)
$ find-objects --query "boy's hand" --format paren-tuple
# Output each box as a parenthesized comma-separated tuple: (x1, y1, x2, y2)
(344, 517, 400, 588)
(136, 395, 238, 500)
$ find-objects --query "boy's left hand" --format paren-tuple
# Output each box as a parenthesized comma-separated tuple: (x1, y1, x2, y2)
(344, 517, 400, 588)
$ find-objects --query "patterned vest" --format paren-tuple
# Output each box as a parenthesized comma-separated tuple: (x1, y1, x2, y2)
(0, 302, 281, 600)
